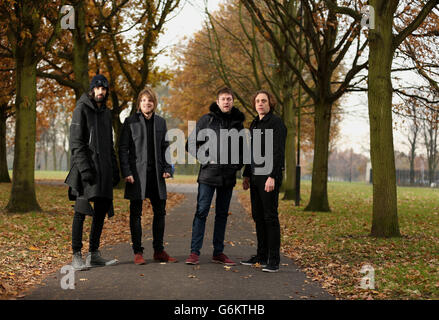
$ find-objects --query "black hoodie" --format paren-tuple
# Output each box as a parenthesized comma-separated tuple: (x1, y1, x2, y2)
(187, 102, 246, 187)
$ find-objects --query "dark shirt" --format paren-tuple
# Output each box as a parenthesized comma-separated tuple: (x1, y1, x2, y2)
(143, 114, 155, 171)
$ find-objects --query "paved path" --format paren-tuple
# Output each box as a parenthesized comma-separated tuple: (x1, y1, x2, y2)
(24, 183, 333, 300)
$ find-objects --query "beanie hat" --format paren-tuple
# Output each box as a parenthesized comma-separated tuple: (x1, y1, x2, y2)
(89, 74, 109, 90)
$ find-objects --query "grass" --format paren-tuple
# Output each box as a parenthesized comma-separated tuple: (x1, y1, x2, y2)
(3, 176, 437, 300)
(8, 170, 199, 184)
(0, 182, 185, 299)
(238, 181, 439, 300)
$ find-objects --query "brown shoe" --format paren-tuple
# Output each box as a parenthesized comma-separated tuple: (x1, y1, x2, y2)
(134, 253, 146, 265)
(154, 250, 178, 263)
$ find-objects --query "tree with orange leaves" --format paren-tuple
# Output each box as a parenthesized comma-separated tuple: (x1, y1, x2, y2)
(0, 53, 14, 183)
(0, 0, 65, 212)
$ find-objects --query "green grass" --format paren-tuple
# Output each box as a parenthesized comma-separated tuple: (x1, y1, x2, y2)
(8, 170, 69, 180)
(273, 181, 439, 299)
(8, 171, 198, 183)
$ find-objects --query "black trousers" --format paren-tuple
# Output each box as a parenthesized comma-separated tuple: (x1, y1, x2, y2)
(249, 175, 281, 265)
(72, 197, 112, 253)
(130, 169, 166, 254)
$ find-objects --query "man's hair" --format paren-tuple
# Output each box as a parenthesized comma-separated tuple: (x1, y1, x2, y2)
(136, 87, 158, 111)
(216, 87, 234, 100)
(252, 90, 276, 110)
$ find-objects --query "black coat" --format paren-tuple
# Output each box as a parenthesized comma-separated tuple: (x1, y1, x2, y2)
(243, 110, 287, 179)
(187, 103, 246, 187)
(65, 93, 119, 202)
(119, 112, 172, 200)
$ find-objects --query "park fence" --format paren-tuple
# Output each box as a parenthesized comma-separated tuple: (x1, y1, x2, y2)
(369, 169, 439, 187)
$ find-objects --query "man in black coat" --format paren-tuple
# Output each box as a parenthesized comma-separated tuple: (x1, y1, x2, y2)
(185, 87, 245, 266)
(119, 87, 176, 265)
(241, 90, 287, 273)
(65, 74, 120, 271)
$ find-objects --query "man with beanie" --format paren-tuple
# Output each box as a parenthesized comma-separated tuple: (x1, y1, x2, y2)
(65, 74, 120, 270)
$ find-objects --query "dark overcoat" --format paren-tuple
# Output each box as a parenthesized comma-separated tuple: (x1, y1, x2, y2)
(65, 93, 119, 206)
(118, 112, 172, 200)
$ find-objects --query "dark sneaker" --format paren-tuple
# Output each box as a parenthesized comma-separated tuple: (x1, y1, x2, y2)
(212, 253, 236, 266)
(71, 252, 89, 271)
(154, 250, 178, 263)
(262, 263, 279, 273)
(134, 253, 146, 265)
(185, 253, 199, 265)
(240, 255, 267, 267)
(86, 250, 118, 268)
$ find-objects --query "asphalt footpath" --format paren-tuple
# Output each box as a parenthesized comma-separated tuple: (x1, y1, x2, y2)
(23, 183, 334, 301)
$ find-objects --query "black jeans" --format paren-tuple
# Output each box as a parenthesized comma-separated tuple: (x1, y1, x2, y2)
(249, 175, 281, 265)
(72, 197, 112, 253)
(130, 169, 166, 254)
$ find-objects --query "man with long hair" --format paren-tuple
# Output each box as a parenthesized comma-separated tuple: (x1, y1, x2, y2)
(241, 90, 287, 273)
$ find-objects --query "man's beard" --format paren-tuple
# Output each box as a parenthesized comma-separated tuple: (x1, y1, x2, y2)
(94, 94, 105, 103)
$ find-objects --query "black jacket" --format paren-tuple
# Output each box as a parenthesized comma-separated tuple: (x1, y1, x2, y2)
(187, 102, 246, 187)
(65, 93, 119, 204)
(243, 110, 287, 179)
(119, 112, 172, 200)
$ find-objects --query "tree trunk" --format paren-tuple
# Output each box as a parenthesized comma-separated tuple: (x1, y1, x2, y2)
(368, 1, 400, 237)
(72, 0, 90, 96)
(6, 45, 41, 212)
(0, 105, 11, 182)
(409, 151, 415, 185)
(282, 95, 297, 200)
(52, 134, 57, 171)
(305, 101, 332, 212)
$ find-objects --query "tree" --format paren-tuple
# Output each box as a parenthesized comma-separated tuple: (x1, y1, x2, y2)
(106, 0, 181, 116)
(422, 108, 439, 184)
(37, 0, 130, 101)
(205, 0, 305, 200)
(242, 0, 369, 211)
(366, 0, 438, 237)
(0, 53, 15, 182)
(0, 0, 64, 212)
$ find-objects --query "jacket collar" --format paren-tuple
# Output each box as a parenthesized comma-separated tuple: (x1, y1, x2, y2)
(209, 102, 245, 122)
(136, 111, 155, 121)
(254, 109, 274, 123)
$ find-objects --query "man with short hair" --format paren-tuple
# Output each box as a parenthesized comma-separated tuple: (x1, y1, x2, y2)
(65, 74, 120, 270)
(185, 87, 245, 266)
(119, 87, 177, 265)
